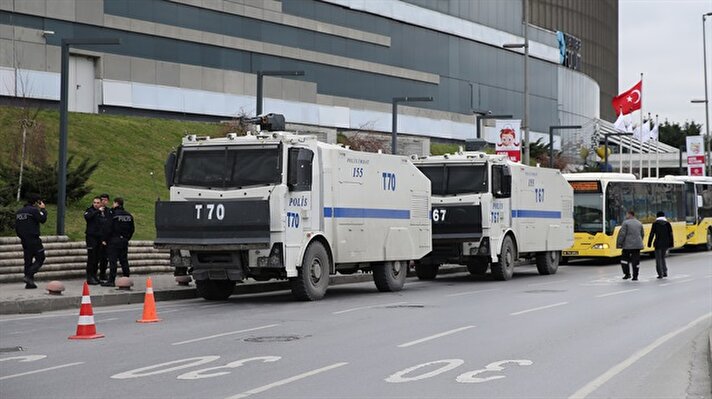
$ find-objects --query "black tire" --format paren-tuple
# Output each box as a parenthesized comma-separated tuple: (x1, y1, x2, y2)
(373, 261, 408, 292)
(466, 260, 489, 276)
(535, 251, 560, 275)
(491, 236, 516, 281)
(415, 263, 439, 280)
(195, 279, 236, 300)
(290, 242, 330, 301)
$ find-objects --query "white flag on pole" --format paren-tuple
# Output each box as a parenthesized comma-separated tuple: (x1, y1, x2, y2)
(613, 113, 627, 132)
(649, 121, 659, 141)
(632, 123, 642, 141)
(641, 120, 651, 142)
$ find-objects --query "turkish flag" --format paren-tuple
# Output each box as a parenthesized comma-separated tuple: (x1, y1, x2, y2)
(612, 81, 642, 115)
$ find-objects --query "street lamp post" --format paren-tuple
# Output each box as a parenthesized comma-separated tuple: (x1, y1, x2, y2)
(548, 125, 581, 168)
(255, 70, 305, 116)
(391, 96, 434, 154)
(701, 12, 711, 175)
(502, 0, 530, 164)
(57, 37, 120, 235)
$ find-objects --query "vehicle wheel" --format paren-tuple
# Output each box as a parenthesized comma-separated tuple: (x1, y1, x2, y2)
(290, 242, 330, 301)
(195, 279, 236, 300)
(706, 228, 712, 251)
(491, 236, 516, 281)
(535, 251, 560, 275)
(466, 260, 488, 276)
(560, 256, 569, 265)
(373, 260, 407, 292)
(415, 263, 439, 280)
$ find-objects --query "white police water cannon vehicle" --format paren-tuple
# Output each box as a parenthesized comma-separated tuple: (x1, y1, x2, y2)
(412, 150, 573, 280)
(156, 114, 432, 301)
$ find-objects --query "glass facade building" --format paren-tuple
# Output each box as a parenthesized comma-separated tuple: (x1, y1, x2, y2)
(0, 0, 616, 152)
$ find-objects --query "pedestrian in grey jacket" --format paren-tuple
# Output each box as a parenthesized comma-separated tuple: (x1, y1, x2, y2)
(616, 210, 645, 281)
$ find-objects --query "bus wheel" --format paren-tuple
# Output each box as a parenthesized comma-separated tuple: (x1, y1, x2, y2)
(415, 263, 439, 280)
(706, 229, 712, 252)
(196, 279, 236, 300)
(374, 261, 407, 292)
(466, 260, 489, 276)
(535, 251, 560, 275)
(491, 236, 516, 281)
(290, 242, 330, 301)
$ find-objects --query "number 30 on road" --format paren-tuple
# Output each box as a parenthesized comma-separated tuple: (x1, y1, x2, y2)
(385, 359, 533, 384)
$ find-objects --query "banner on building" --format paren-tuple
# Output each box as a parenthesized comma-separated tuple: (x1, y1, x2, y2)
(494, 119, 522, 163)
(686, 135, 706, 176)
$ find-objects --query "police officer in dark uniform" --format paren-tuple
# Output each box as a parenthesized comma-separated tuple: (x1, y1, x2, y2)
(101, 197, 135, 287)
(15, 194, 48, 289)
(84, 196, 108, 285)
(98, 193, 112, 281)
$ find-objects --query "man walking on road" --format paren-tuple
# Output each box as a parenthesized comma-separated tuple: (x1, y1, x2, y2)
(101, 197, 135, 287)
(648, 211, 674, 279)
(84, 196, 108, 285)
(616, 210, 644, 281)
(14, 194, 47, 289)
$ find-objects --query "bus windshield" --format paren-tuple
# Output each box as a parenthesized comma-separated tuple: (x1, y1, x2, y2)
(175, 146, 282, 189)
(573, 192, 603, 234)
(417, 164, 488, 196)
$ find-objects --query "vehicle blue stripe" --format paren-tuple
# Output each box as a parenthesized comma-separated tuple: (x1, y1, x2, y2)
(511, 210, 561, 219)
(323, 207, 410, 219)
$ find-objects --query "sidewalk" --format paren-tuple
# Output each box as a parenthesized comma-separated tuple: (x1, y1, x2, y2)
(0, 266, 467, 315)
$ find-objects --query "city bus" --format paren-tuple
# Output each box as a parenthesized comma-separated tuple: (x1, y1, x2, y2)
(561, 173, 686, 259)
(660, 176, 712, 250)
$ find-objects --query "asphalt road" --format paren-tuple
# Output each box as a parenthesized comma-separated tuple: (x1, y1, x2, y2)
(1, 250, 711, 399)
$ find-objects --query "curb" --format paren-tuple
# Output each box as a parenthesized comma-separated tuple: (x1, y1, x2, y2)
(0, 266, 468, 315)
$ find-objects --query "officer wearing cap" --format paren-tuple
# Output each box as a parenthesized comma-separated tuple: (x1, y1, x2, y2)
(15, 194, 48, 289)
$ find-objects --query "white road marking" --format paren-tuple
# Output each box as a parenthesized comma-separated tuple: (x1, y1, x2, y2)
(510, 302, 568, 316)
(446, 288, 500, 297)
(660, 278, 695, 287)
(0, 302, 198, 322)
(595, 289, 639, 298)
(527, 280, 568, 287)
(172, 324, 279, 346)
(0, 362, 84, 381)
(568, 312, 712, 399)
(397, 326, 475, 348)
(386, 359, 464, 383)
(224, 362, 348, 399)
(332, 302, 407, 315)
(96, 317, 119, 323)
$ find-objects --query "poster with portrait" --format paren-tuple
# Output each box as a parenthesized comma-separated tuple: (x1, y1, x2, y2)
(495, 119, 522, 163)
(686, 135, 706, 176)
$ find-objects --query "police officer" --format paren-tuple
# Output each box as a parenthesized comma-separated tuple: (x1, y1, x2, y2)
(84, 196, 108, 285)
(98, 193, 112, 281)
(15, 194, 48, 289)
(101, 197, 135, 287)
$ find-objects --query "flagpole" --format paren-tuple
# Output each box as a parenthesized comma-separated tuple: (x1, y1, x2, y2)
(619, 136, 623, 173)
(647, 112, 651, 177)
(624, 107, 632, 174)
(655, 114, 660, 177)
(639, 73, 644, 178)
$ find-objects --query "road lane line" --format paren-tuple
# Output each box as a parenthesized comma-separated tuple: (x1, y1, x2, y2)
(0, 362, 84, 381)
(0, 302, 199, 322)
(446, 288, 500, 297)
(510, 302, 568, 316)
(333, 302, 407, 315)
(595, 289, 639, 298)
(568, 312, 712, 399)
(224, 362, 348, 399)
(527, 280, 568, 287)
(96, 317, 119, 323)
(660, 278, 695, 287)
(172, 324, 279, 346)
(397, 326, 475, 348)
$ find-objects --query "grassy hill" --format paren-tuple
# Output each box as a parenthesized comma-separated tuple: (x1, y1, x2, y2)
(0, 106, 224, 240)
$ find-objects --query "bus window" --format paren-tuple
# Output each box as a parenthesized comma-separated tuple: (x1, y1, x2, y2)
(699, 184, 712, 220)
(573, 192, 603, 234)
(684, 182, 697, 224)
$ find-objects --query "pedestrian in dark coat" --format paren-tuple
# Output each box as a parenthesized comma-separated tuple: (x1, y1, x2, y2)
(616, 210, 644, 281)
(14, 194, 47, 289)
(84, 196, 109, 284)
(647, 211, 674, 279)
(98, 193, 112, 280)
(101, 197, 135, 286)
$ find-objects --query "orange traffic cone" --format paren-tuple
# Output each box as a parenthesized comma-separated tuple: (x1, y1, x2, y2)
(137, 277, 161, 323)
(69, 282, 104, 340)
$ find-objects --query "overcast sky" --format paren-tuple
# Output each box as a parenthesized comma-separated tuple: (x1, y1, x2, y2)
(619, 0, 710, 129)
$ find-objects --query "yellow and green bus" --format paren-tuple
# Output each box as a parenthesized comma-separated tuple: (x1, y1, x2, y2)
(561, 173, 687, 259)
(661, 176, 712, 250)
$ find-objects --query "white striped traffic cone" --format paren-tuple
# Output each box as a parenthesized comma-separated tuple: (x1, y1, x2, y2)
(69, 282, 105, 340)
